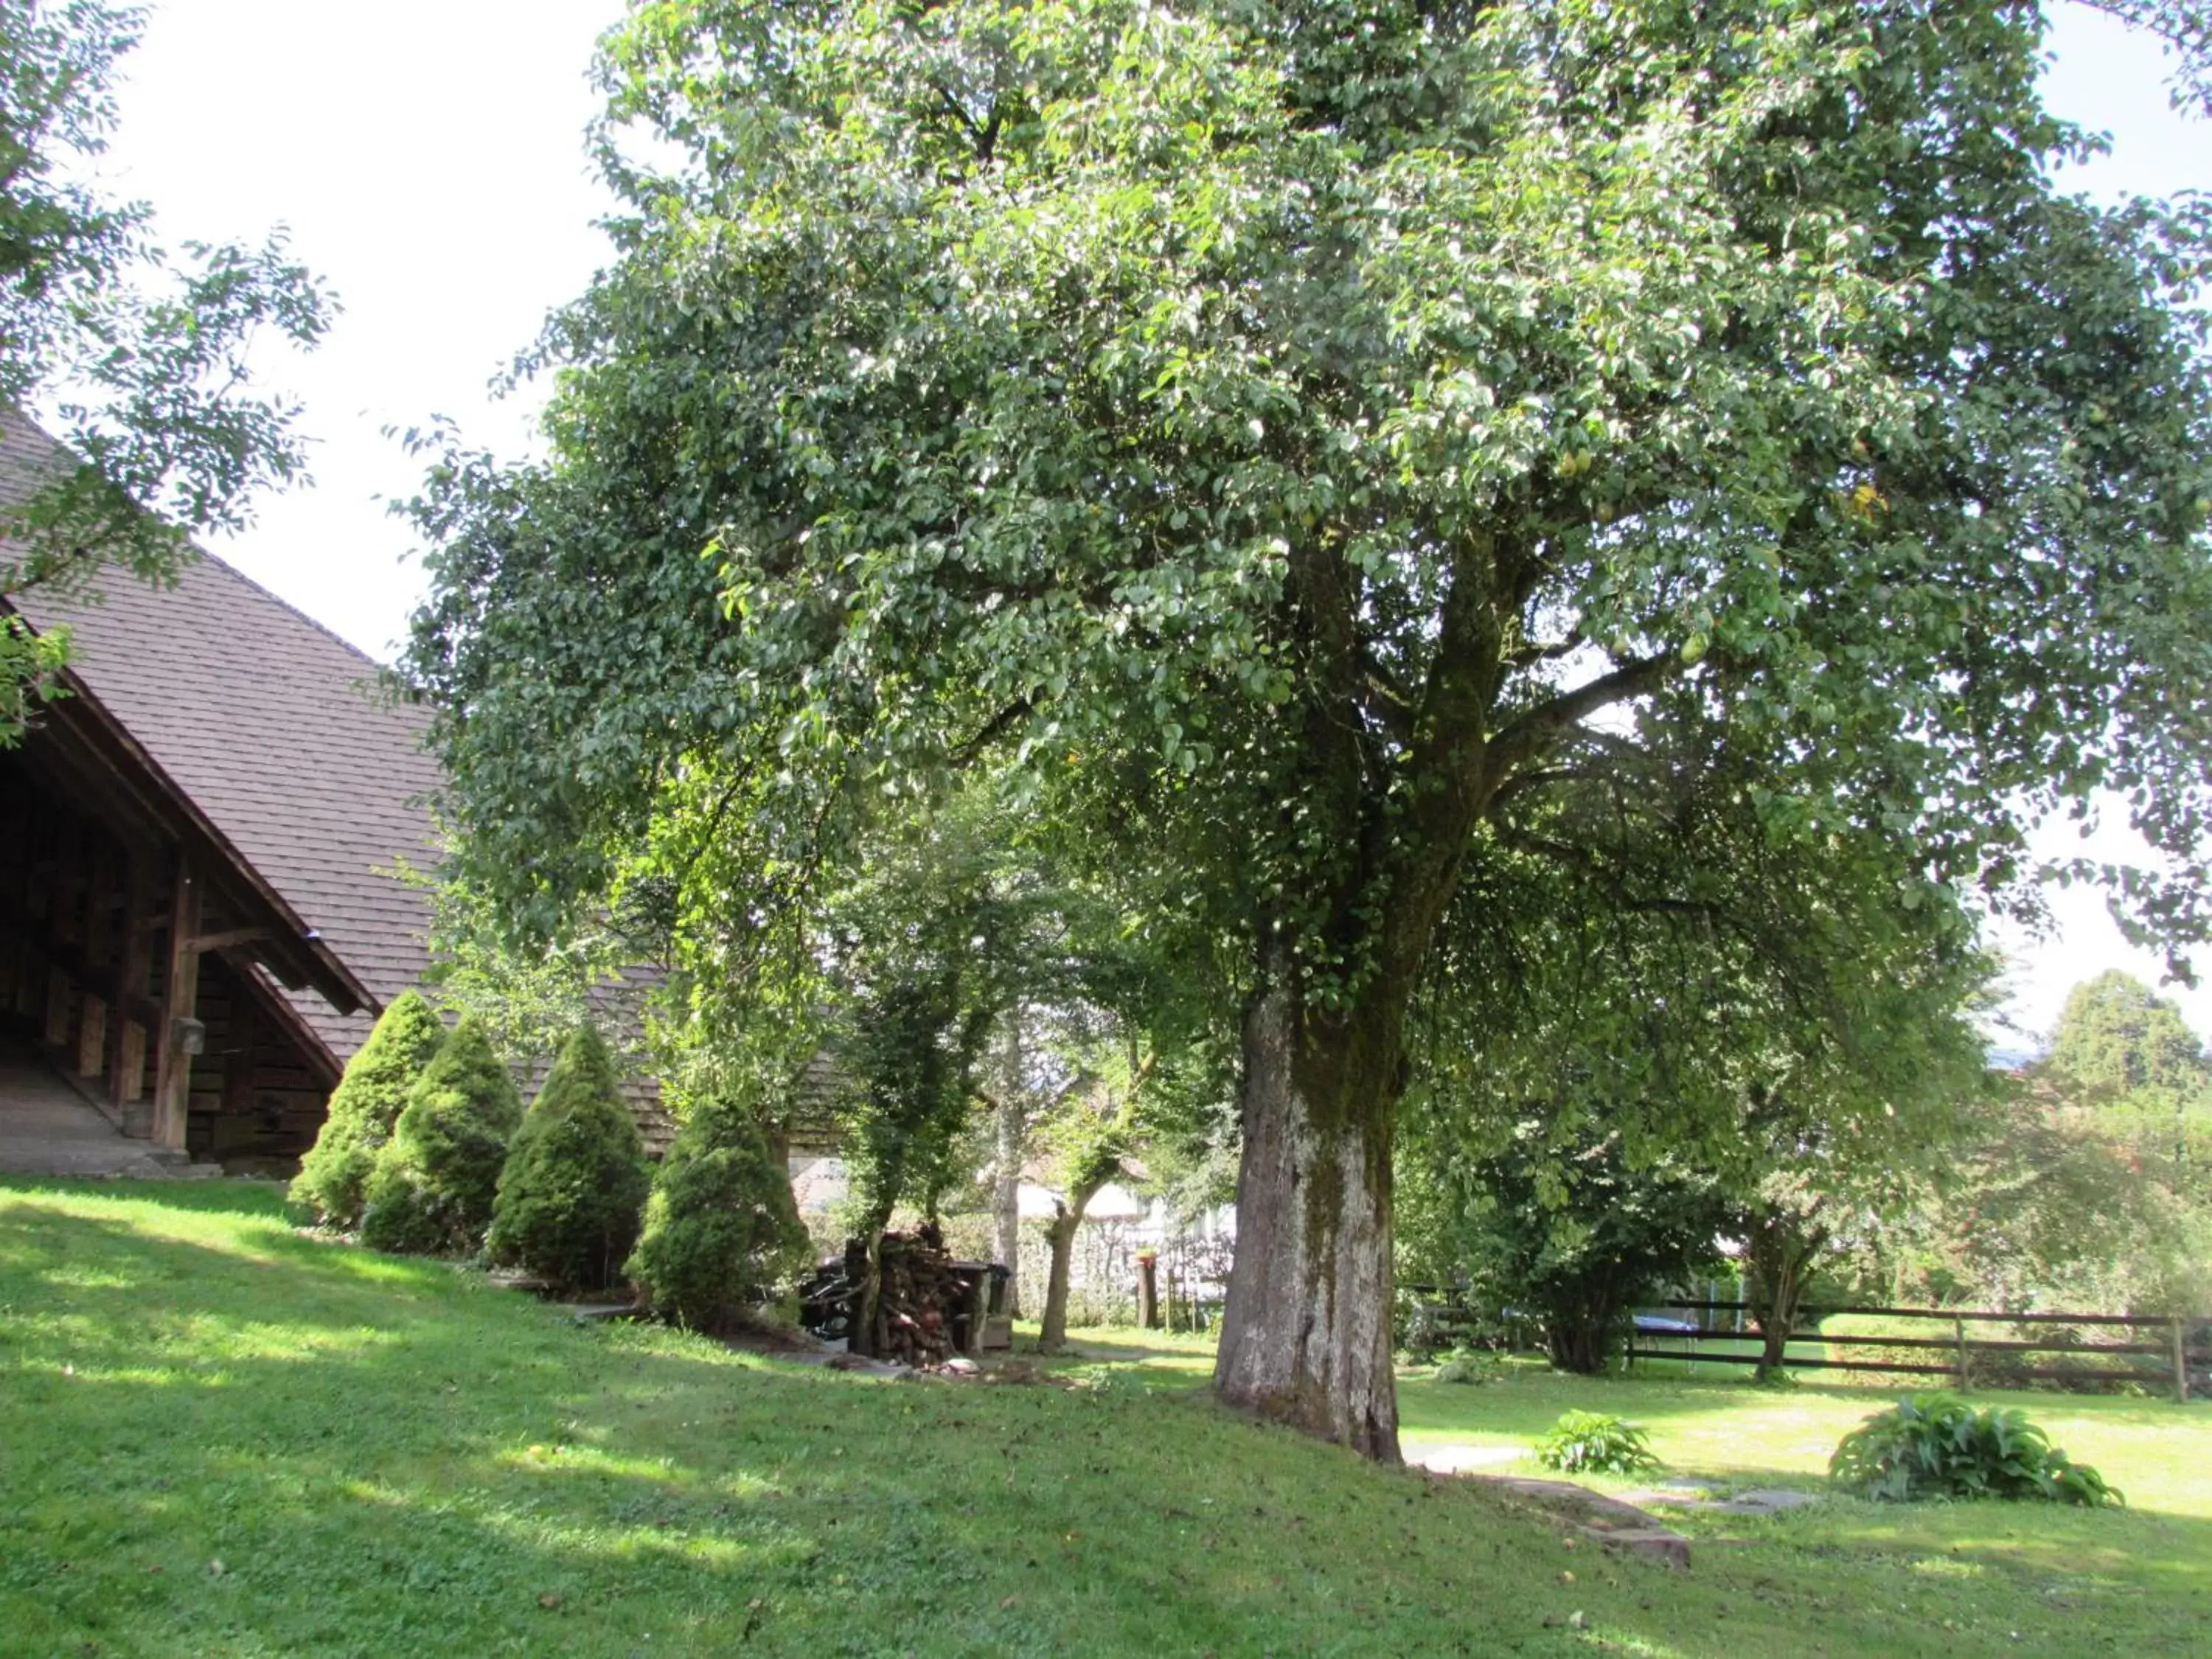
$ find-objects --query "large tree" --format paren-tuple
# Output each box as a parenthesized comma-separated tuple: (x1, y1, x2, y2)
(0, 1, 331, 741)
(408, 0, 2212, 1458)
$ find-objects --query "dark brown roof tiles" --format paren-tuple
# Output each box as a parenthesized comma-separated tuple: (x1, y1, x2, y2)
(2, 406, 439, 1062)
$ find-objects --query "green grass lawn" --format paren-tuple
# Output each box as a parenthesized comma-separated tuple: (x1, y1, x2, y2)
(4, 1178, 2209, 1656)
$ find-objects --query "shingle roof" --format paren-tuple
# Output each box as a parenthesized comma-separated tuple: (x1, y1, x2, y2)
(1, 406, 439, 1062)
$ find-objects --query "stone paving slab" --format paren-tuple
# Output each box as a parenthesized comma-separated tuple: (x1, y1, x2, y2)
(1458, 1473, 1694, 1568)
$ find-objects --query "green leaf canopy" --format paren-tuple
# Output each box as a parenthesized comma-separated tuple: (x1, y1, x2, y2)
(414, 0, 2212, 985)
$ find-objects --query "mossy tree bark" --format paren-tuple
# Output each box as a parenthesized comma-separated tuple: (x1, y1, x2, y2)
(1214, 970, 1404, 1461)
(1212, 536, 1540, 1463)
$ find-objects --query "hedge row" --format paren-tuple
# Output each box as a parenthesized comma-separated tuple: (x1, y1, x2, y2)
(291, 999, 801, 1318)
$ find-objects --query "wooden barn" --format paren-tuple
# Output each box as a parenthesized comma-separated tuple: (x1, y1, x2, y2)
(1, 407, 442, 1171)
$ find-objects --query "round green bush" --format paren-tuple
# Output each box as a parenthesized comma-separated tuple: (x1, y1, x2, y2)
(289, 991, 445, 1228)
(488, 1023, 650, 1293)
(359, 1015, 523, 1255)
(626, 1091, 809, 1332)
(1829, 1393, 2123, 1506)
(1534, 1410, 1659, 1475)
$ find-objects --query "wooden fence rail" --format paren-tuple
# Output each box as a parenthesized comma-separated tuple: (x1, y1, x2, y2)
(1627, 1300, 2210, 1403)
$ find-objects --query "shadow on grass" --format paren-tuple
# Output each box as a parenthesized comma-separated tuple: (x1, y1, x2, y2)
(6, 1189, 2211, 1658)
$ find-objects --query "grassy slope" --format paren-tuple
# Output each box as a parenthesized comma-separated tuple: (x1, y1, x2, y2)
(0, 1180, 2205, 1658)
(1040, 1329, 2212, 1649)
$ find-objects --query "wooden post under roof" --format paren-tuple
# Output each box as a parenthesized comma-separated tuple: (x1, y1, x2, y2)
(77, 994, 106, 1077)
(220, 973, 260, 1159)
(150, 855, 202, 1152)
(44, 966, 72, 1049)
(111, 853, 151, 1111)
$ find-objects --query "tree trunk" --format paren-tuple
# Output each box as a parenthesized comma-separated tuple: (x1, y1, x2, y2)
(1039, 1209, 1079, 1353)
(1548, 1324, 1615, 1376)
(847, 1202, 894, 1359)
(1747, 1211, 1822, 1383)
(1755, 1310, 1791, 1381)
(1214, 968, 1401, 1463)
(994, 1088, 1026, 1318)
(1039, 1175, 1107, 1353)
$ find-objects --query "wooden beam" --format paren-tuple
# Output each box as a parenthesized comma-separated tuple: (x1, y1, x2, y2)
(150, 855, 203, 1152)
(44, 966, 72, 1049)
(116, 1020, 146, 1108)
(184, 926, 276, 954)
(77, 992, 106, 1078)
(0, 886, 161, 1032)
(111, 852, 152, 1110)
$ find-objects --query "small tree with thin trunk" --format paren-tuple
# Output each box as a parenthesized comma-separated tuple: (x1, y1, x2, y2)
(291, 990, 445, 1228)
(1743, 1177, 1830, 1384)
(1034, 1075, 1135, 1354)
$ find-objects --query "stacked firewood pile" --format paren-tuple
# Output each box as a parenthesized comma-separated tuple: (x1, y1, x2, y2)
(845, 1222, 982, 1366)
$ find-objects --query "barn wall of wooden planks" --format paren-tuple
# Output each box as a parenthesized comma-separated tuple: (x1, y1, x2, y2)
(1, 737, 341, 1171)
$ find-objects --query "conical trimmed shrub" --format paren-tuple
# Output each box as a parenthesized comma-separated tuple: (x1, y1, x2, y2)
(627, 1091, 808, 1332)
(360, 1015, 523, 1255)
(488, 1023, 649, 1293)
(290, 990, 446, 1228)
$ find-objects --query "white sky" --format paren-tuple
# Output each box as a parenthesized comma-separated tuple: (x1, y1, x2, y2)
(71, 0, 2212, 1047)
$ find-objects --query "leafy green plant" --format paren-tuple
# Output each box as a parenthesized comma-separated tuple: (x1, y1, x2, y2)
(626, 1089, 809, 1332)
(359, 1015, 522, 1255)
(489, 1023, 650, 1293)
(1829, 1394, 2124, 1506)
(1535, 1411, 1659, 1475)
(289, 991, 445, 1228)
(1433, 1346, 1504, 1386)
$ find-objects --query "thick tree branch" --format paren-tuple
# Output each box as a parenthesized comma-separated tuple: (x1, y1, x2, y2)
(931, 83, 1003, 162)
(1369, 528, 1508, 998)
(1355, 645, 1416, 742)
(1503, 629, 1584, 672)
(1485, 765, 1601, 813)
(947, 696, 1032, 768)
(1482, 653, 1674, 799)
(1287, 535, 1373, 911)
